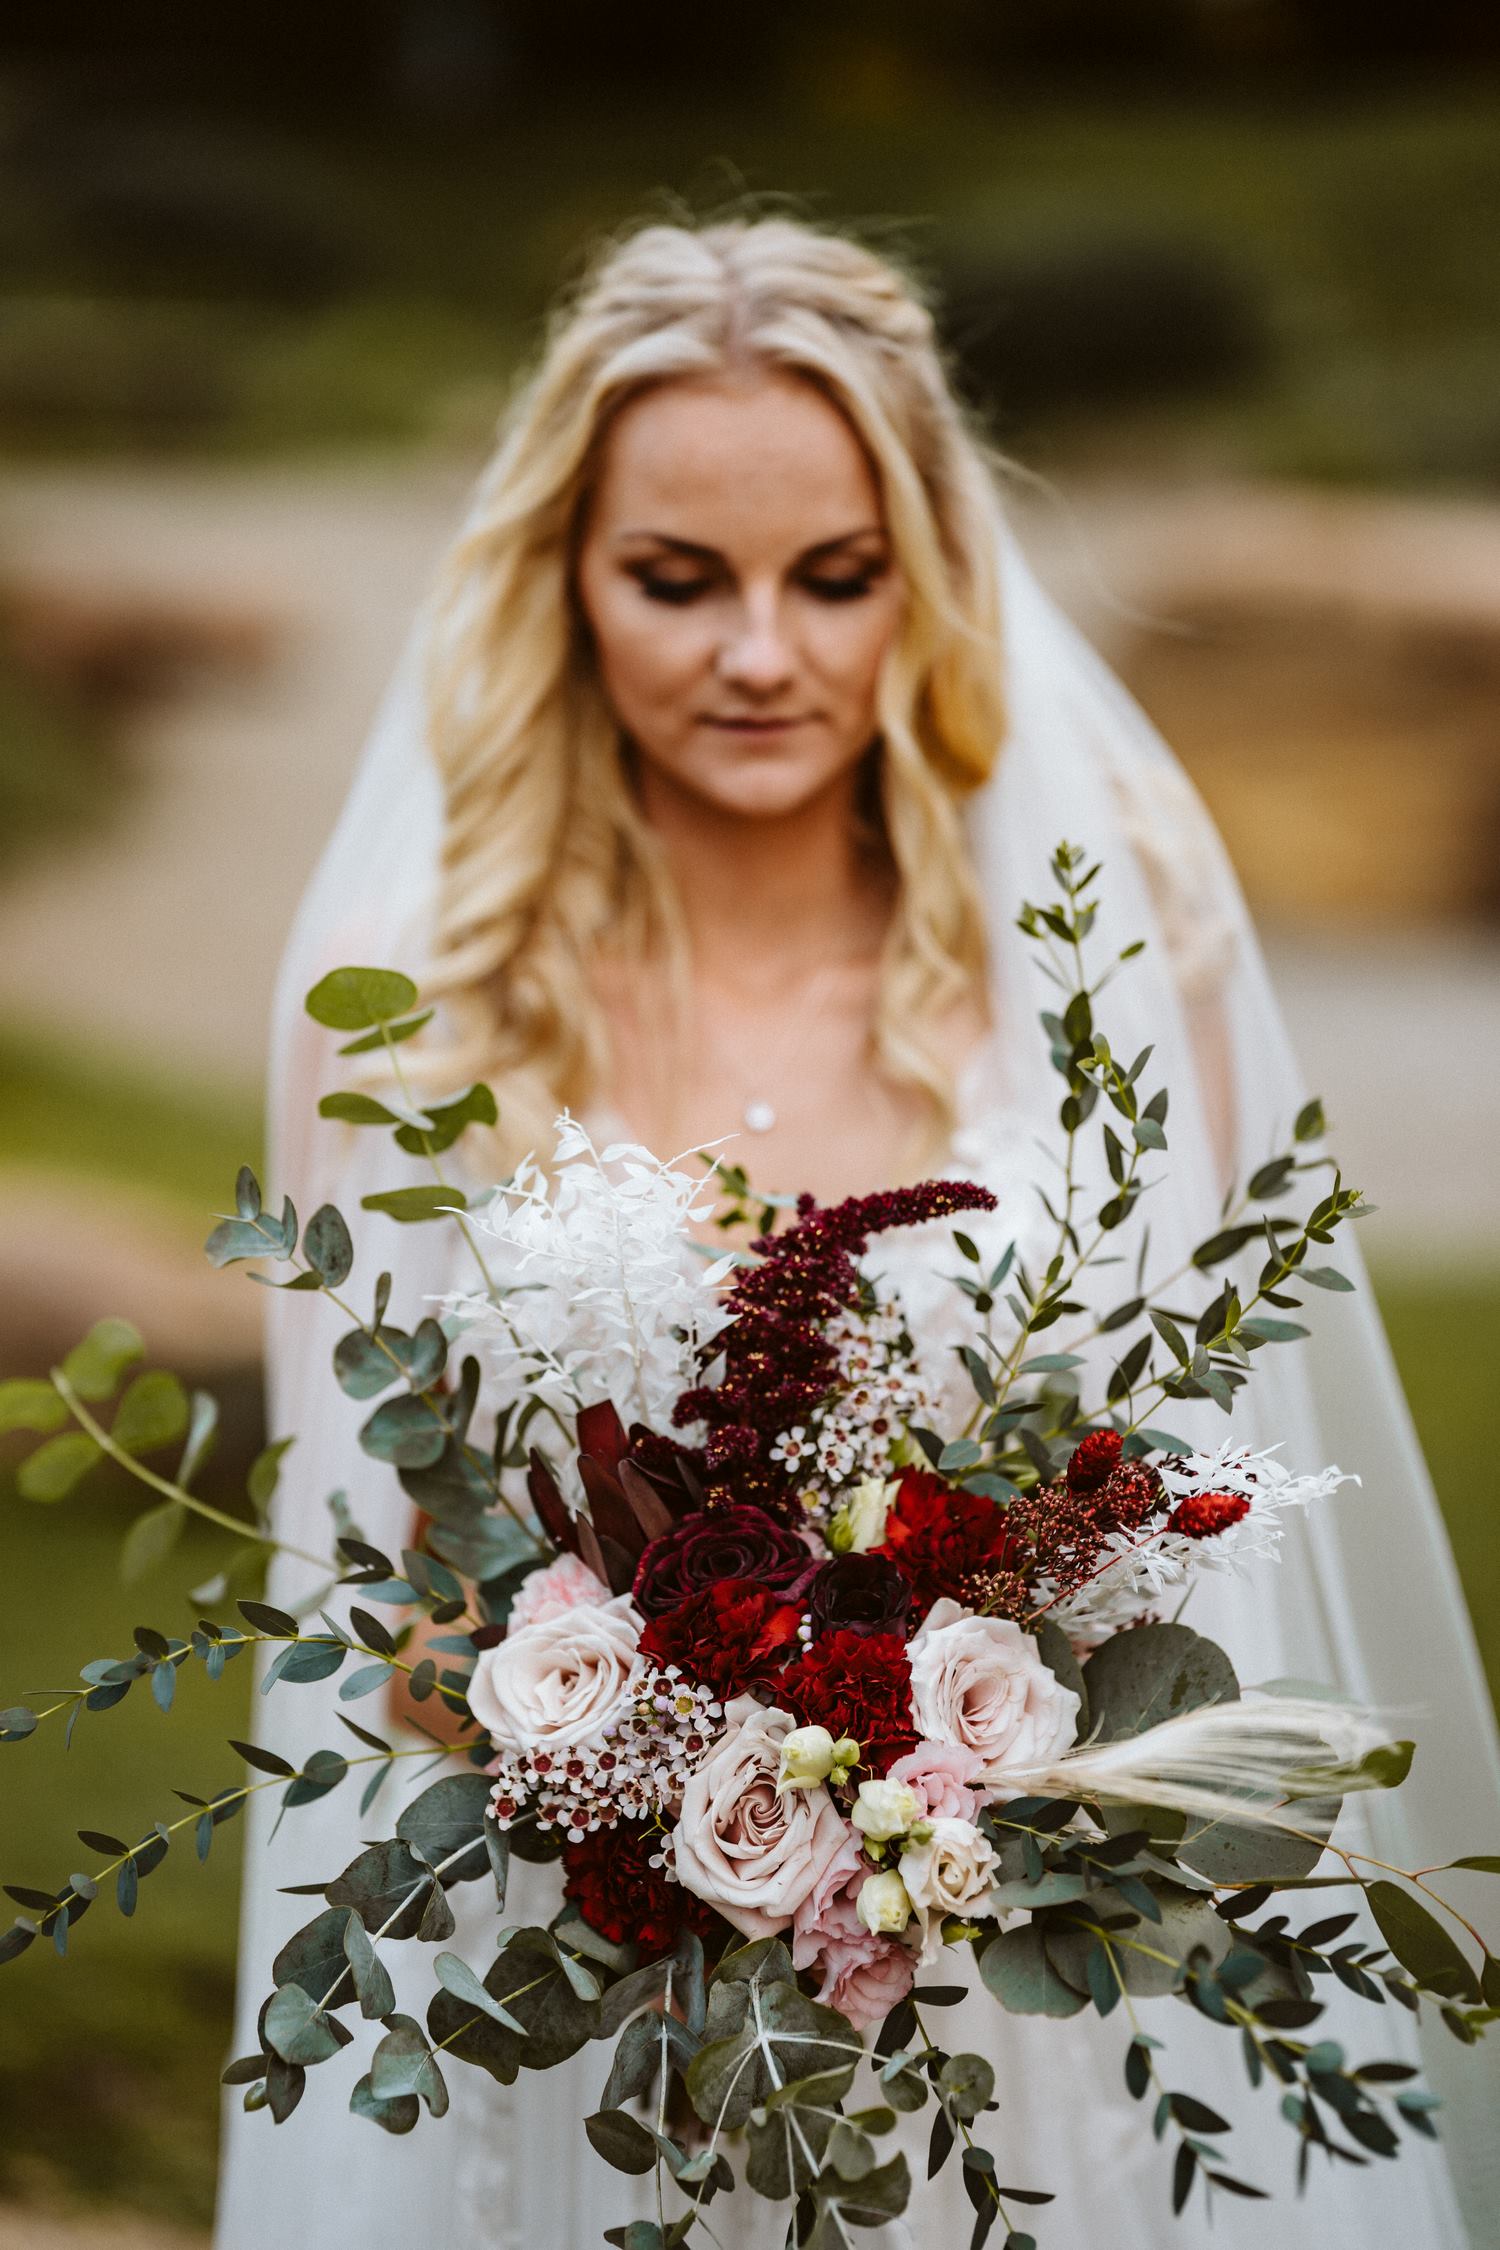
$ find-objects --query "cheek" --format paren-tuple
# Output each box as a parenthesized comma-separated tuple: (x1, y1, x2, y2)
(585, 586, 710, 723)
(804, 591, 903, 713)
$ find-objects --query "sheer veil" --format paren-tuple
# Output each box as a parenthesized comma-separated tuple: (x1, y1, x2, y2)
(216, 507, 1500, 2249)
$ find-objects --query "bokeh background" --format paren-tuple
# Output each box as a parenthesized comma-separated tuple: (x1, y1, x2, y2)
(2, 7, 1499, 2243)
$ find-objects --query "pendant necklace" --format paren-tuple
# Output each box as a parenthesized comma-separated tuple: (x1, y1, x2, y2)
(703, 961, 848, 1137)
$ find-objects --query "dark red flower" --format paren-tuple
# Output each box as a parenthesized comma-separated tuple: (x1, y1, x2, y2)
(640, 1579, 804, 1699)
(781, 1629, 918, 1774)
(1168, 1490, 1251, 1540)
(874, 1468, 1022, 1623)
(1065, 1428, 1124, 1495)
(806, 1552, 912, 1640)
(633, 1502, 815, 1618)
(562, 1818, 715, 1953)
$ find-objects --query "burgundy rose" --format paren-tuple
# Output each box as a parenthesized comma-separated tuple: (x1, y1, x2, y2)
(633, 1502, 815, 1619)
(806, 1553, 912, 1641)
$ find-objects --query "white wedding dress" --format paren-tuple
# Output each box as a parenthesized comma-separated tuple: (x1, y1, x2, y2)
(215, 521, 1500, 2248)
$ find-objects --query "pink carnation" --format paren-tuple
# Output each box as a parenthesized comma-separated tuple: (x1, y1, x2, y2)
(507, 1552, 610, 1634)
(791, 1831, 916, 2031)
(886, 1741, 984, 1823)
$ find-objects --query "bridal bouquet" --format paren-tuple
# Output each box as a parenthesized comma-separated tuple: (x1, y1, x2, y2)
(3, 845, 1495, 2250)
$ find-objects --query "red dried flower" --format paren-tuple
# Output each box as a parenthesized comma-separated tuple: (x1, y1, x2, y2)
(674, 1178, 999, 1516)
(562, 1817, 714, 1953)
(1092, 1460, 1166, 1533)
(1168, 1490, 1251, 1541)
(639, 1579, 804, 1700)
(781, 1628, 918, 1774)
(875, 1467, 1022, 1623)
(1066, 1428, 1124, 1495)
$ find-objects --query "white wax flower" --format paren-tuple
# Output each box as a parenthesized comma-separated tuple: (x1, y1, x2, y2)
(829, 1473, 899, 1556)
(850, 1776, 921, 1842)
(778, 1724, 837, 1793)
(857, 1869, 914, 1936)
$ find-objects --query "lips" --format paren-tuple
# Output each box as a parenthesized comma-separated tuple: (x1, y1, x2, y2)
(700, 714, 812, 733)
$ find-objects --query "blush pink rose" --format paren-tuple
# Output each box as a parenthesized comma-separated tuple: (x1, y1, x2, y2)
(886, 1742, 984, 1823)
(670, 1699, 847, 1939)
(792, 1830, 917, 2031)
(508, 1552, 610, 1634)
(468, 1592, 641, 1756)
(907, 1599, 1080, 1790)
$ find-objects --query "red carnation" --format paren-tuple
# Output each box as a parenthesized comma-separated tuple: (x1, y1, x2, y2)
(1168, 1490, 1251, 1541)
(781, 1629, 918, 1774)
(875, 1467, 1022, 1623)
(1066, 1428, 1123, 1495)
(562, 1817, 715, 1953)
(640, 1579, 803, 1700)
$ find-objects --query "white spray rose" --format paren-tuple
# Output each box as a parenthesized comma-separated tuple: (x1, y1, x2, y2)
(856, 1869, 914, 1936)
(908, 1600, 1080, 1789)
(778, 1725, 837, 1792)
(467, 1592, 641, 1756)
(898, 1816, 1002, 1965)
(850, 1776, 921, 1843)
(830, 1474, 899, 1555)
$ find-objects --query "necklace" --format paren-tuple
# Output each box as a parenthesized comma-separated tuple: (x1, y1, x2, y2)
(700, 961, 849, 1136)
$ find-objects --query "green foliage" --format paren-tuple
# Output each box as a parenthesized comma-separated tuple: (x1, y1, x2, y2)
(304, 967, 419, 1032)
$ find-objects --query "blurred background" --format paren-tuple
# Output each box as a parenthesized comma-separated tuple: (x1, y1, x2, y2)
(2, 4, 1498, 2243)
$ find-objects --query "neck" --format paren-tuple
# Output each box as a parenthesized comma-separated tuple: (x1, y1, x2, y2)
(637, 764, 889, 994)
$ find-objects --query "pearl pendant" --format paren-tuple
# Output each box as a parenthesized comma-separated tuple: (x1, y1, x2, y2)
(743, 1100, 777, 1134)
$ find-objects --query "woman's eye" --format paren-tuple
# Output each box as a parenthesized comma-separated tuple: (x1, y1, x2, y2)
(802, 572, 880, 603)
(635, 573, 714, 606)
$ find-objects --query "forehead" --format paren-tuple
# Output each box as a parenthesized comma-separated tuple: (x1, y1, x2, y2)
(588, 370, 885, 547)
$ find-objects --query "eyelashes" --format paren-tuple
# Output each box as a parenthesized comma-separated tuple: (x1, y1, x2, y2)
(629, 567, 887, 608)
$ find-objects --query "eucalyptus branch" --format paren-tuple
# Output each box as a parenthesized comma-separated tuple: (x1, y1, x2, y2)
(51, 1368, 334, 1573)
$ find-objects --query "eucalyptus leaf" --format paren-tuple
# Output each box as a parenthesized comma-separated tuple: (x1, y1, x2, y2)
(60, 1318, 144, 1401)
(1083, 1623, 1238, 1742)
(17, 1432, 101, 1502)
(979, 1924, 1088, 2019)
(361, 1185, 469, 1225)
(115, 1499, 186, 1585)
(0, 1378, 67, 1436)
(305, 966, 419, 1032)
(113, 1370, 189, 1456)
(370, 2014, 449, 2116)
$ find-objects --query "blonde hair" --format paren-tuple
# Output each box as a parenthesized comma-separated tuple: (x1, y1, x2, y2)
(422, 216, 1009, 1164)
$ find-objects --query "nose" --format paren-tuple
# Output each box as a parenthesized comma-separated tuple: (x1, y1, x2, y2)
(715, 586, 795, 700)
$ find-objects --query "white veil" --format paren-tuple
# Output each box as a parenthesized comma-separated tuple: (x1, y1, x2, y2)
(216, 507, 1500, 2250)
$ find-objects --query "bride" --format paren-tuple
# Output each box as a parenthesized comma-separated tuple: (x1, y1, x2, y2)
(215, 218, 1499, 2248)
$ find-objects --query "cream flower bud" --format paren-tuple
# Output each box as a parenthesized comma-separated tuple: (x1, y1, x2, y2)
(778, 1724, 837, 1793)
(829, 1474, 898, 1556)
(856, 1869, 913, 1936)
(851, 1776, 921, 1843)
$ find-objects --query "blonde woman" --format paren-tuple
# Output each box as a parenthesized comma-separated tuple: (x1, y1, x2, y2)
(216, 219, 1497, 2249)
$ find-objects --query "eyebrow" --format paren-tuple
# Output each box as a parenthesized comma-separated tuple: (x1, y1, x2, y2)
(614, 526, 888, 565)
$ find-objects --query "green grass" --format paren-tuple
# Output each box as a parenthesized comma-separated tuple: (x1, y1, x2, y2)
(0, 1022, 260, 1213)
(0, 1264, 1493, 2223)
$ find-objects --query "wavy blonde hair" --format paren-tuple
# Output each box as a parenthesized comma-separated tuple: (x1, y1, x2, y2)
(422, 216, 1009, 1165)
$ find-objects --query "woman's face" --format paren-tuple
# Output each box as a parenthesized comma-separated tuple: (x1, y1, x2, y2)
(574, 370, 905, 823)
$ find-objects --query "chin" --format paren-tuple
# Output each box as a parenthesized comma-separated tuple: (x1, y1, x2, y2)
(672, 744, 859, 825)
